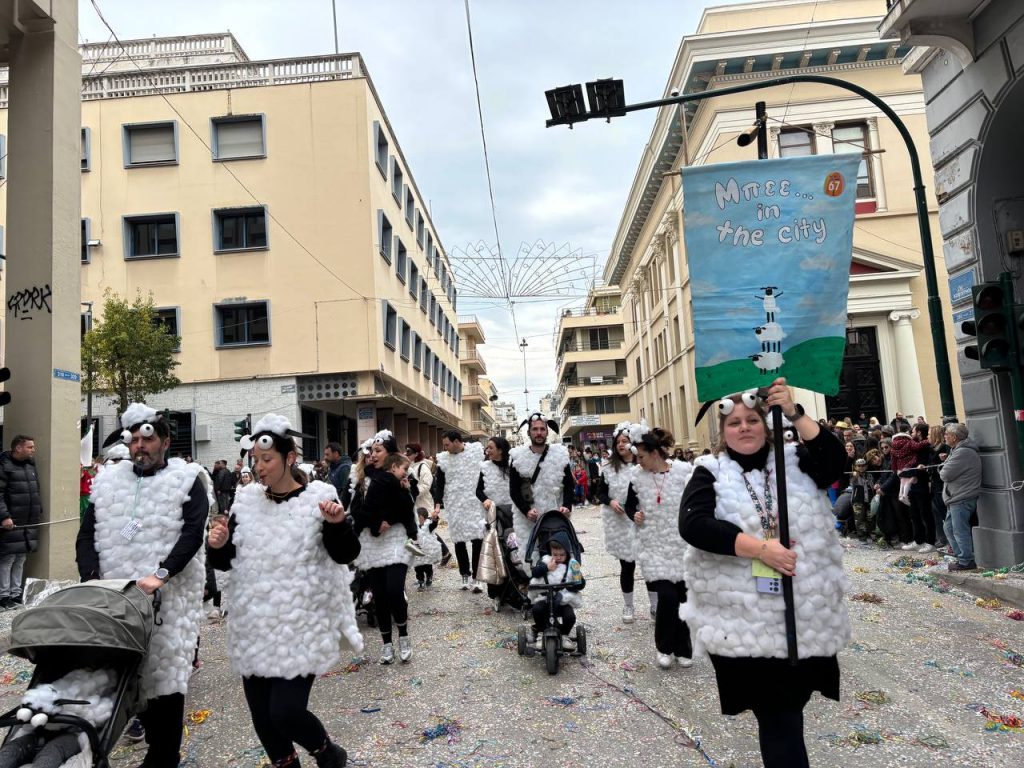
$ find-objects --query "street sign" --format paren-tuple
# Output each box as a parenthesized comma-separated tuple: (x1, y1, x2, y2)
(948, 270, 974, 307)
(53, 368, 81, 382)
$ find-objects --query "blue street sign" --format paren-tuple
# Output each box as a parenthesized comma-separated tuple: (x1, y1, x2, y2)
(948, 271, 974, 306)
(53, 368, 81, 382)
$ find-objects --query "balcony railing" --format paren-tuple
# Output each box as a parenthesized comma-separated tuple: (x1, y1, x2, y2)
(554, 376, 626, 405)
(462, 385, 487, 399)
(556, 339, 625, 370)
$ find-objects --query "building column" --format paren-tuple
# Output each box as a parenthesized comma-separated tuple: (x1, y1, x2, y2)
(888, 310, 926, 420)
(356, 402, 377, 442)
(393, 412, 408, 448)
(866, 117, 887, 211)
(406, 417, 419, 448)
(812, 121, 835, 154)
(5, 2, 81, 580)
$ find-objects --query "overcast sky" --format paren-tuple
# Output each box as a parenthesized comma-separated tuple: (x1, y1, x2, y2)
(79, 0, 745, 419)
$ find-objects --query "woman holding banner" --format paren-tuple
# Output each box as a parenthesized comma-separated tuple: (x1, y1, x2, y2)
(679, 378, 848, 768)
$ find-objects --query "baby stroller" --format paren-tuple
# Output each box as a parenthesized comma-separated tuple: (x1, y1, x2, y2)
(349, 567, 376, 628)
(515, 510, 588, 675)
(0, 581, 157, 768)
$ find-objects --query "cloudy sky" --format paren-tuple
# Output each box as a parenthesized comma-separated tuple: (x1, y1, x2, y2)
(79, 0, 746, 418)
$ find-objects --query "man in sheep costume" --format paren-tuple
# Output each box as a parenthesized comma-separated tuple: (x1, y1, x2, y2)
(431, 431, 486, 590)
(507, 414, 574, 551)
(76, 403, 210, 768)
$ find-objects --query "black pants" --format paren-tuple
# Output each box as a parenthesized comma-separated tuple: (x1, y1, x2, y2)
(366, 563, 409, 643)
(619, 559, 635, 593)
(752, 707, 809, 768)
(204, 562, 221, 608)
(650, 580, 692, 657)
(242, 675, 327, 763)
(931, 488, 948, 546)
(531, 599, 576, 635)
(454, 539, 482, 578)
(908, 492, 935, 544)
(414, 564, 433, 583)
(136, 693, 185, 768)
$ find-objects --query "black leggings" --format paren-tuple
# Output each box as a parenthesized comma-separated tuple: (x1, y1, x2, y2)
(619, 559, 635, 593)
(414, 564, 433, 583)
(752, 707, 809, 768)
(650, 579, 692, 657)
(366, 563, 409, 643)
(909, 492, 935, 544)
(454, 539, 482, 577)
(242, 675, 327, 763)
(136, 693, 185, 768)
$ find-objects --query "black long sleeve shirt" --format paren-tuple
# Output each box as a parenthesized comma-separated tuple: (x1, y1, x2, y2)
(76, 465, 207, 582)
(431, 468, 446, 507)
(678, 430, 846, 557)
(207, 485, 360, 571)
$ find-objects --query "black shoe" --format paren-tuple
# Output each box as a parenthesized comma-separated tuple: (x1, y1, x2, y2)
(948, 561, 977, 572)
(11, 595, 22, 605)
(0, 597, 14, 611)
(440, 551, 452, 568)
(425, 577, 432, 587)
(124, 717, 145, 742)
(314, 742, 347, 768)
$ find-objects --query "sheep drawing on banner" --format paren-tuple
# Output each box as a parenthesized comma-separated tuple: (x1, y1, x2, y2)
(752, 287, 785, 374)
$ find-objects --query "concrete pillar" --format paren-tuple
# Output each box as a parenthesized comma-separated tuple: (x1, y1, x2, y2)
(377, 408, 393, 434)
(406, 417, 419, 447)
(4, 1, 81, 580)
(393, 412, 408, 448)
(888, 310, 926, 420)
(356, 402, 377, 442)
(866, 117, 887, 212)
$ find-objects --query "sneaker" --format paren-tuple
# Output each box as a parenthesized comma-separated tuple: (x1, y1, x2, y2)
(361, 590, 374, 607)
(440, 551, 453, 568)
(416, 582, 425, 592)
(460, 576, 470, 591)
(649, 606, 657, 619)
(379, 643, 395, 665)
(405, 538, 425, 557)
(191, 660, 202, 677)
(656, 652, 674, 669)
(561, 636, 575, 651)
(124, 717, 145, 742)
(492, 598, 502, 612)
(677, 656, 694, 668)
(937, 546, 954, 557)
(207, 607, 223, 620)
(948, 561, 977, 572)
(900, 542, 918, 551)
(313, 741, 348, 768)
(917, 544, 935, 554)
(11, 595, 22, 605)
(471, 580, 483, 594)
(425, 577, 433, 587)
(398, 636, 412, 663)
(622, 607, 635, 624)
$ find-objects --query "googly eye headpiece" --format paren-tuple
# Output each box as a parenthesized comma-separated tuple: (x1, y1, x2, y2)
(119, 403, 167, 443)
(611, 421, 632, 441)
(359, 438, 374, 456)
(239, 413, 309, 456)
(518, 412, 560, 434)
(695, 388, 768, 426)
(626, 419, 652, 455)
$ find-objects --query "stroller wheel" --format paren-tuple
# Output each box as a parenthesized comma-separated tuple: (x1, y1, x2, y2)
(517, 626, 528, 656)
(575, 625, 587, 656)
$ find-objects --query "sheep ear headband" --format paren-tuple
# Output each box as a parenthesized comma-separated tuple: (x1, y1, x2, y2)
(611, 421, 632, 441)
(693, 388, 767, 427)
(118, 403, 165, 444)
(239, 414, 307, 454)
(518, 412, 559, 434)
(626, 420, 651, 455)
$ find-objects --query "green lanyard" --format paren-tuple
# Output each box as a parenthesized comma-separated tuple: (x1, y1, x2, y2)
(129, 475, 144, 520)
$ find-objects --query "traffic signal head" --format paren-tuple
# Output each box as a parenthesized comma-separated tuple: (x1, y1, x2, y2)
(0, 367, 10, 407)
(964, 282, 1012, 370)
(233, 417, 250, 442)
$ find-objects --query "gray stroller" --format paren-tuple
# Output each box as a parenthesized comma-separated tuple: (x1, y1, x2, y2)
(0, 581, 157, 768)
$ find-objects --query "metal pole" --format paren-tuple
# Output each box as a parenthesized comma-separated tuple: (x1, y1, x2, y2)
(331, 0, 339, 54)
(552, 74, 957, 420)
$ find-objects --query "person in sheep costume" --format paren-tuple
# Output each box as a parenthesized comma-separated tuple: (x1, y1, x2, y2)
(622, 420, 694, 670)
(75, 404, 209, 768)
(207, 413, 358, 768)
(679, 378, 849, 768)
(475, 436, 516, 606)
(431, 431, 486, 592)
(0, 668, 117, 768)
(507, 414, 574, 558)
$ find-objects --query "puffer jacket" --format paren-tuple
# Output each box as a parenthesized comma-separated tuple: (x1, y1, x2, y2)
(0, 451, 43, 555)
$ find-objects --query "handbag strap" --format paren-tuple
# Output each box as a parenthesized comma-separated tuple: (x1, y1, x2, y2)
(529, 445, 550, 485)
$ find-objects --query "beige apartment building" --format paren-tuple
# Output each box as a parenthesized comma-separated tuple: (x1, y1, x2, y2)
(0, 33, 468, 463)
(605, 0, 963, 450)
(458, 315, 497, 440)
(553, 286, 630, 446)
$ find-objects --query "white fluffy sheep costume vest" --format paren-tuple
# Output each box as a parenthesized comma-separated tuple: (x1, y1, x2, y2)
(600, 463, 639, 562)
(88, 458, 208, 700)
(479, 460, 513, 508)
(508, 443, 570, 548)
(435, 442, 486, 544)
(226, 480, 363, 678)
(631, 460, 692, 583)
(681, 445, 851, 660)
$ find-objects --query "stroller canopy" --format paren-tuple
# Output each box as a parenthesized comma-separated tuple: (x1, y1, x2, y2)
(8, 580, 154, 664)
(524, 510, 584, 566)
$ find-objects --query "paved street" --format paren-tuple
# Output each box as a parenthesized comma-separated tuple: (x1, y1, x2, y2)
(1, 502, 1022, 767)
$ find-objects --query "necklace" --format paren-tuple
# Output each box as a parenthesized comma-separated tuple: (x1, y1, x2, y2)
(742, 469, 775, 538)
(652, 466, 670, 504)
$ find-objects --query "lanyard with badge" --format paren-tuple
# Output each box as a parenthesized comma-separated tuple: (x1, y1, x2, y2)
(744, 470, 782, 596)
(119, 476, 145, 541)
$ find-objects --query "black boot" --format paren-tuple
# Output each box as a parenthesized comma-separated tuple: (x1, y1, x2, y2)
(313, 741, 347, 768)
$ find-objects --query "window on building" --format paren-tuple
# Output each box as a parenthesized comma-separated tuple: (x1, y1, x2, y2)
(429, 296, 436, 326)
(433, 249, 441, 275)
(778, 128, 814, 157)
(405, 186, 415, 228)
(81, 128, 91, 171)
(396, 238, 408, 283)
(377, 210, 393, 262)
(124, 213, 179, 259)
(124, 122, 178, 166)
(416, 211, 425, 249)
(433, 355, 441, 384)
(215, 207, 268, 251)
(382, 302, 398, 349)
(153, 307, 181, 351)
(373, 121, 388, 178)
(216, 301, 270, 347)
(212, 115, 266, 160)
(452, 287, 457, 311)
(412, 331, 422, 369)
(593, 396, 619, 414)
(400, 319, 411, 360)
(423, 347, 432, 380)
(0, 135, 6, 178)
(635, 357, 642, 384)
(420, 277, 429, 312)
(81, 219, 91, 264)
(426, 234, 433, 265)
(391, 158, 404, 204)
(409, 262, 420, 300)
(832, 123, 874, 198)
(440, 264, 447, 292)
(588, 328, 609, 350)
(81, 311, 91, 340)
(673, 316, 682, 355)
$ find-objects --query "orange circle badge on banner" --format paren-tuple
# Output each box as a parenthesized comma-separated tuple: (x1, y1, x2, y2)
(824, 172, 845, 197)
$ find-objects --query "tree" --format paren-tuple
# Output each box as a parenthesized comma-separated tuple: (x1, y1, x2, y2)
(82, 289, 181, 414)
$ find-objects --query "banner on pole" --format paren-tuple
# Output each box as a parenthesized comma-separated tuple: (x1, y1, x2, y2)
(681, 153, 861, 401)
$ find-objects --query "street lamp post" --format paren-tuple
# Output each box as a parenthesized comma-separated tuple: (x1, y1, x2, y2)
(519, 337, 529, 413)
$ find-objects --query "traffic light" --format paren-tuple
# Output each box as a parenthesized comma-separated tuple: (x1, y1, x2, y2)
(963, 282, 1013, 370)
(0, 367, 9, 406)
(233, 415, 251, 442)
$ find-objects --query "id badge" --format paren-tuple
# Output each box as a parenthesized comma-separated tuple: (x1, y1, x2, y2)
(120, 519, 142, 541)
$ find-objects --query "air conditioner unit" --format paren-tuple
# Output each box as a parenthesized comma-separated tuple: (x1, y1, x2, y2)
(194, 424, 212, 442)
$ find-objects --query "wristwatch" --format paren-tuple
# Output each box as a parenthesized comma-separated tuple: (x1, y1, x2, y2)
(785, 404, 805, 421)
(153, 567, 169, 582)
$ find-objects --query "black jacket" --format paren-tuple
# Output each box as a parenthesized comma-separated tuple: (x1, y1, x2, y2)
(0, 452, 43, 555)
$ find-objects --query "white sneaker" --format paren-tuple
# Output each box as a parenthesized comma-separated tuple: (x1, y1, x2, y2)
(656, 652, 674, 669)
(398, 636, 412, 663)
(405, 538, 425, 557)
(460, 576, 470, 591)
(677, 656, 694, 668)
(379, 643, 395, 665)
(492, 598, 502, 612)
(622, 607, 635, 624)
(917, 544, 935, 554)
(561, 636, 575, 651)
(471, 580, 483, 594)
(206, 607, 222, 621)
(900, 542, 918, 551)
